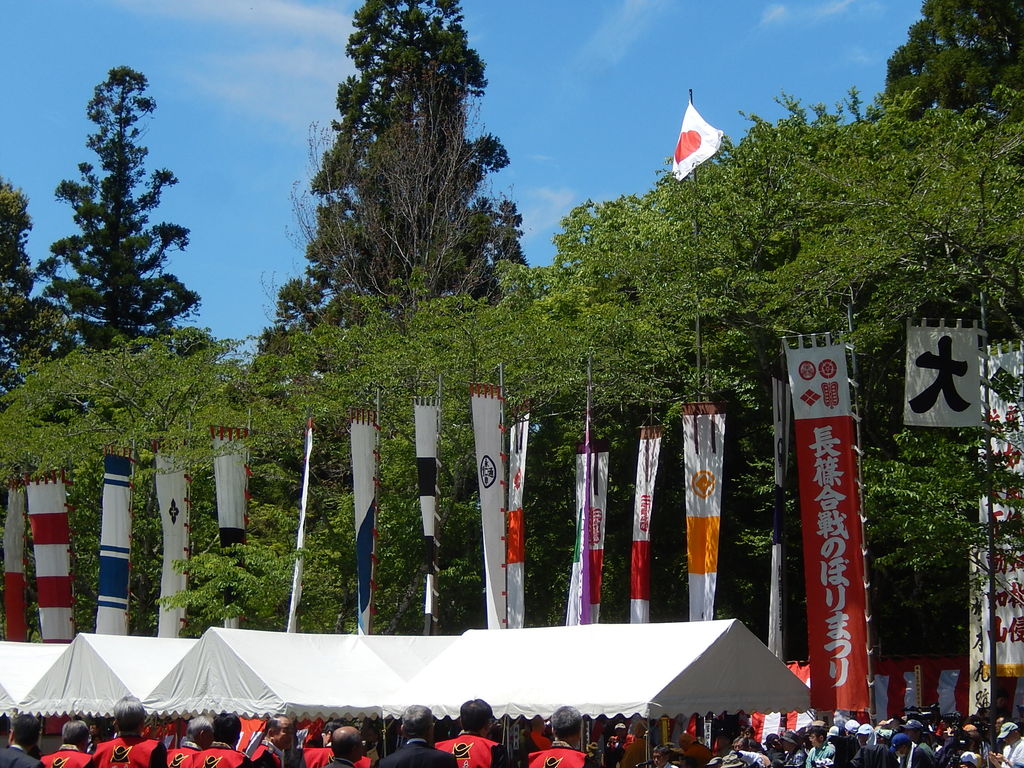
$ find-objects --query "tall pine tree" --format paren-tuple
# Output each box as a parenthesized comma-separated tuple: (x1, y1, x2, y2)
(277, 0, 523, 329)
(41, 66, 198, 349)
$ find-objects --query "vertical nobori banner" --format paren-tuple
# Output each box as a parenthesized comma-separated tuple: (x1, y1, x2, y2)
(286, 418, 315, 633)
(978, 345, 1024, 679)
(785, 337, 869, 710)
(470, 384, 507, 630)
(211, 426, 249, 630)
(3, 481, 28, 641)
(96, 447, 133, 635)
(155, 449, 191, 638)
(682, 403, 726, 622)
(904, 319, 984, 427)
(350, 409, 379, 636)
(26, 471, 74, 643)
(414, 398, 441, 634)
(506, 411, 530, 630)
(631, 426, 662, 624)
(566, 439, 609, 625)
(769, 376, 792, 659)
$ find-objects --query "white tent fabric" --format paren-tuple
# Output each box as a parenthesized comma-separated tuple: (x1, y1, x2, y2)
(145, 628, 453, 719)
(0, 642, 66, 711)
(382, 620, 810, 718)
(19, 634, 195, 716)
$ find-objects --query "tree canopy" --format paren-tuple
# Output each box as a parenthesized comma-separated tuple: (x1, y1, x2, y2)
(40, 66, 198, 349)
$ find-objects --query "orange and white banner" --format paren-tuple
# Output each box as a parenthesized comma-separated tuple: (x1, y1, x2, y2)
(786, 336, 870, 711)
(506, 412, 530, 629)
(631, 426, 662, 623)
(683, 403, 725, 622)
(471, 384, 507, 630)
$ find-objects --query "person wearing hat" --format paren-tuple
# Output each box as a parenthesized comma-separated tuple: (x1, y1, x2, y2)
(960, 754, 981, 768)
(772, 732, 806, 768)
(900, 723, 934, 765)
(849, 726, 895, 768)
(677, 734, 712, 768)
(988, 722, 1024, 768)
(893, 734, 934, 768)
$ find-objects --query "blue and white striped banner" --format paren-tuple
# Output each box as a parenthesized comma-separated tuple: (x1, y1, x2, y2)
(97, 450, 132, 634)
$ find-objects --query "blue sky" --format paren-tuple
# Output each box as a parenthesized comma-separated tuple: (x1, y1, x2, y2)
(2, 0, 922, 341)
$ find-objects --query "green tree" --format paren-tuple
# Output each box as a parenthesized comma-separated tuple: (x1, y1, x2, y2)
(0, 178, 39, 391)
(41, 66, 198, 349)
(885, 0, 1024, 116)
(277, 0, 523, 329)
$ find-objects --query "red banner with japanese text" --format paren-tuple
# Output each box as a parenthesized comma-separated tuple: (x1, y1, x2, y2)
(786, 338, 870, 711)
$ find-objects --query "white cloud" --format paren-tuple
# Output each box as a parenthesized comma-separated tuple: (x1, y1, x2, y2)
(761, 4, 789, 24)
(811, 0, 856, 17)
(520, 186, 577, 242)
(575, 0, 670, 72)
(109, 0, 355, 136)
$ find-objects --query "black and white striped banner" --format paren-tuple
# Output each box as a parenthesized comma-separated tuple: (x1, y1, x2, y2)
(414, 398, 441, 634)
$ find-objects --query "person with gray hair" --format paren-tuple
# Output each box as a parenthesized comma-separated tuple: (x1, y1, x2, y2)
(378, 706, 455, 768)
(93, 696, 167, 768)
(42, 720, 93, 768)
(528, 708, 588, 768)
(167, 717, 214, 768)
(252, 716, 294, 768)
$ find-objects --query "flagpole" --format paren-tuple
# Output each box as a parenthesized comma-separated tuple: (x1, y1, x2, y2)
(286, 417, 314, 632)
(580, 356, 594, 625)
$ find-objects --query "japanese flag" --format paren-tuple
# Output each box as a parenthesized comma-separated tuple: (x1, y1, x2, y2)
(672, 101, 723, 180)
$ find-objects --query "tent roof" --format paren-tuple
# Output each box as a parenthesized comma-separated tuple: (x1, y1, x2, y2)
(382, 620, 810, 718)
(0, 642, 66, 711)
(19, 634, 195, 716)
(145, 629, 453, 719)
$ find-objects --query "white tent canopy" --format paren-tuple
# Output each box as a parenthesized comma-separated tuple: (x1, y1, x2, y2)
(0, 642, 66, 711)
(382, 619, 810, 718)
(144, 628, 455, 719)
(19, 634, 196, 716)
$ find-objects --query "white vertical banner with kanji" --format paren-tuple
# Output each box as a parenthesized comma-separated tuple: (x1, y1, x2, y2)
(785, 337, 870, 711)
(470, 384, 507, 630)
(904, 320, 985, 427)
(155, 450, 190, 638)
(350, 409, 379, 636)
(979, 345, 1024, 677)
(631, 426, 662, 624)
(682, 403, 726, 622)
(769, 375, 791, 659)
(506, 412, 530, 630)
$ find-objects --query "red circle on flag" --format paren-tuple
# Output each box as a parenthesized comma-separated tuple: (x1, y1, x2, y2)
(674, 130, 702, 163)
(818, 359, 837, 379)
(798, 361, 816, 380)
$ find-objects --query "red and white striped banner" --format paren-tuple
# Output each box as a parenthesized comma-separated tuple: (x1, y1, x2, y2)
(26, 471, 74, 643)
(630, 426, 662, 624)
(155, 449, 190, 638)
(506, 411, 530, 629)
(96, 447, 133, 635)
(350, 409, 379, 636)
(683, 403, 726, 622)
(786, 337, 870, 711)
(4, 481, 28, 641)
(470, 384, 507, 630)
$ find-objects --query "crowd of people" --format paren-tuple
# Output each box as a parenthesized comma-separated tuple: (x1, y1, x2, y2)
(3, 697, 1024, 768)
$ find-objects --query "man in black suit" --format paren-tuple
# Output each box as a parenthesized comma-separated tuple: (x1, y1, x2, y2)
(378, 706, 456, 768)
(1, 714, 44, 768)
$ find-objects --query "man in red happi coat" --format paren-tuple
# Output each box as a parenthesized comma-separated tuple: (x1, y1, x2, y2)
(93, 698, 167, 768)
(527, 708, 587, 768)
(43, 720, 94, 768)
(436, 700, 506, 768)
